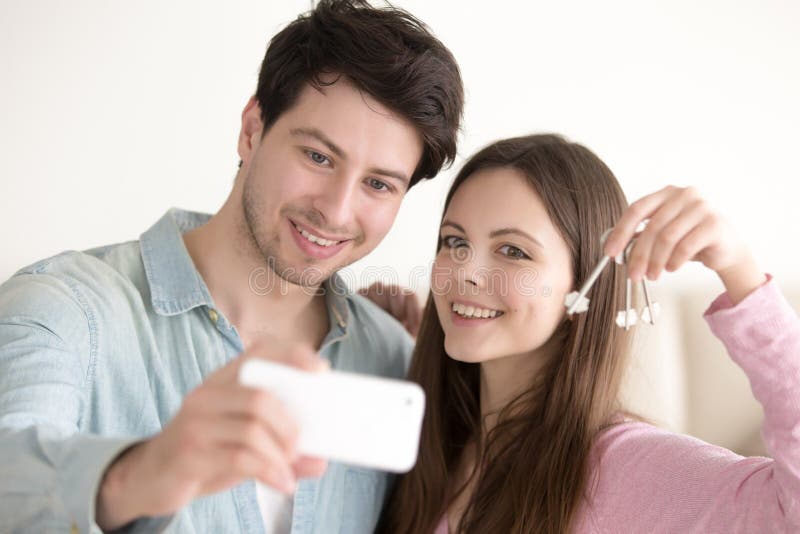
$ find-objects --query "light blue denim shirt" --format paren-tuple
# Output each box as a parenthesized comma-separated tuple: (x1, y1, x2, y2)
(0, 208, 413, 534)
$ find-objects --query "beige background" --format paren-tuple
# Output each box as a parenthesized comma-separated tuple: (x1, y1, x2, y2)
(1, 1, 798, 452)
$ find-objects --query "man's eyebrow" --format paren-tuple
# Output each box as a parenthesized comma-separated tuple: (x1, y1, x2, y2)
(290, 127, 410, 187)
(290, 127, 345, 158)
(369, 166, 409, 187)
(489, 228, 544, 249)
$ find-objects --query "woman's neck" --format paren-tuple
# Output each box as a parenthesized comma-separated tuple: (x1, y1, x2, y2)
(448, 338, 563, 530)
(478, 350, 543, 433)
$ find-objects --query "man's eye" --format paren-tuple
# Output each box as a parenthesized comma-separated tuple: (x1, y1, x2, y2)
(441, 235, 468, 248)
(498, 244, 530, 260)
(306, 150, 330, 166)
(367, 178, 391, 192)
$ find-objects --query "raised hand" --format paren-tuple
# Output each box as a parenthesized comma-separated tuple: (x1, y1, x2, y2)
(96, 341, 329, 530)
(604, 185, 766, 304)
(359, 282, 422, 337)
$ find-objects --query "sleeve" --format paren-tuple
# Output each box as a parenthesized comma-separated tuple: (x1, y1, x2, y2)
(587, 276, 800, 533)
(0, 273, 171, 533)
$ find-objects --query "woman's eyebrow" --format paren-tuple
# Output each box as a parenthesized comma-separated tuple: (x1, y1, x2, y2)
(441, 221, 544, 249)
(489, 228, 544, 249)
(440, 220, 465, 233)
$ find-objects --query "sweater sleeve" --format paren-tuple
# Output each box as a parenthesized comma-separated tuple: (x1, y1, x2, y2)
(586, 276, 800, 534)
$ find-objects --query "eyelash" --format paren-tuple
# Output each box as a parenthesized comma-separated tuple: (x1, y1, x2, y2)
(440, 236, 532, 260)
(441, 235, 469, 249)
(498, 244, 531, 260)
(366, 178, 393, 193)
(304, 149, 331, 167)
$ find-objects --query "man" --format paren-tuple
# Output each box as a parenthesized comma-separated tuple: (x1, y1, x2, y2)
(0, 1, 463, 532)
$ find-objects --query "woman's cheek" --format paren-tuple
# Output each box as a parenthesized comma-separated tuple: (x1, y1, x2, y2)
(510, 263, 543, 299)
(431, 257, 455, 296)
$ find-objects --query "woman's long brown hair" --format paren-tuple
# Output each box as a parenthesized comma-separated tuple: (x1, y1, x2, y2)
(379, 134, 633, 533)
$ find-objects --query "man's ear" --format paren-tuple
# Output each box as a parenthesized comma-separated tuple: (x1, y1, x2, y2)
(238, 96, 264, 165)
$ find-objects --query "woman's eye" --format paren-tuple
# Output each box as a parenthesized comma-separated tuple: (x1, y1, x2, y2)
(499, 244, 530, 259)
(441, 235, 468, 249)
(306, 150, 330, 166)
(367, 178, 391, 192)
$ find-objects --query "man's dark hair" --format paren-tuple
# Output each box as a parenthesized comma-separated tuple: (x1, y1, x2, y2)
(256, 0, 464, 188)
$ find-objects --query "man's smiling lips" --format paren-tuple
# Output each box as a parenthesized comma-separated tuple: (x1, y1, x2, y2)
(288, 218, 351, 260)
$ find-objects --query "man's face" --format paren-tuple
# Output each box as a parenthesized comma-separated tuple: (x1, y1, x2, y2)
(237, 78, 423, 287)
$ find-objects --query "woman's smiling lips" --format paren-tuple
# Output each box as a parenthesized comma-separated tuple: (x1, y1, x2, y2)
(448, 299, 505, 327)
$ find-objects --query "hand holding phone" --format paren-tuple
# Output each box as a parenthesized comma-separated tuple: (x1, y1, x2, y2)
(239, 359, 426, 473)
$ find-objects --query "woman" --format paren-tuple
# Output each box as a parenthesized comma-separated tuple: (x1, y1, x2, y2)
(378, 134, 798, 532)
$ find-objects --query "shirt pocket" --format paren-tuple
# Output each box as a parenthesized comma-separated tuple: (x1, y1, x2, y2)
(339, 467, 391, 534)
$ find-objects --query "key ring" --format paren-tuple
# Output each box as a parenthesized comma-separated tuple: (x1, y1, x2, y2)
(564, 226, 661, 330)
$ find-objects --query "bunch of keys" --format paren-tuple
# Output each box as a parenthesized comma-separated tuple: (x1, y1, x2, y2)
(564, 227, 661, 330)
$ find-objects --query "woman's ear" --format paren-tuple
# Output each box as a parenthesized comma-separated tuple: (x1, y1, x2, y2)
(237, 96, 264, 166)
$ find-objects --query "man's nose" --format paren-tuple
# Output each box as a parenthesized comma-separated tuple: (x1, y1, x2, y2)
(311, 176, 358, 232)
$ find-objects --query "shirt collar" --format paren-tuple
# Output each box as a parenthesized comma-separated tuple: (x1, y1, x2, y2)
(140, 208, 215, 316)
(140, 208, 352, 334)
(323, 272, 351, 333)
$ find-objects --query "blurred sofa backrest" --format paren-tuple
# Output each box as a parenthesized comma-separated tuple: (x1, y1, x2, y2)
(620, 278, 800, 457)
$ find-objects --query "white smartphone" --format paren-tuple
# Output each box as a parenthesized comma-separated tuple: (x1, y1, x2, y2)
(238, 359, 426, 473)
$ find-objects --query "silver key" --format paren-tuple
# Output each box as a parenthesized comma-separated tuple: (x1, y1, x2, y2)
(565, 255, 611, 315)
(641, 278, 656, 325)
(566, 227, 660, 331)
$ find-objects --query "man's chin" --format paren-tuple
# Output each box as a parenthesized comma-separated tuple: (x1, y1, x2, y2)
(267, 257, 337, 288)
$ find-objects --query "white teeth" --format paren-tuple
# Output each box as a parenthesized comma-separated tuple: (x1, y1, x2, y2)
(450, 302, 501, 319)
(296, 224, 339, 247)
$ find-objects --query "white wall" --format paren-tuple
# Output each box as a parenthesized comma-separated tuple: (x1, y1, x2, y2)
(2, 0, 799, 293)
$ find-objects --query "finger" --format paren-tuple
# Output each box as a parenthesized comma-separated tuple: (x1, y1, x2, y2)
(210, 446, 297, 495)
(291, 455, 328, 479)
(358, 283, 385, 307)
(388, 293, 404, 323)
(626, 190, 701, 281)
(604, 185, 677, 257)
(628, 193, 697, 282)
(359, 282, 387, 306)
(665, 216, 717, 272)
(187, 386, 300, 451)
(206, 416, 299, 468)
(403, 293, 422, 337)
(645, 200, 707, 279)
(201, 470, 247, 496)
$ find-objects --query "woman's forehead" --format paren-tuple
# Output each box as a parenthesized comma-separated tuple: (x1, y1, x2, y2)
(444, 169, 554, 234)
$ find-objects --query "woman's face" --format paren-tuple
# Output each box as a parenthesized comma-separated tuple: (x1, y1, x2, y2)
(432, 167, 574, 365)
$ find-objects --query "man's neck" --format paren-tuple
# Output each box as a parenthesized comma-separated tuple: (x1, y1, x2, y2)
(182, 207, 330, 351)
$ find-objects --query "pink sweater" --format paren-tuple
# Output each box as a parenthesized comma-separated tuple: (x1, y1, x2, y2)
(436, 277, 800, 533)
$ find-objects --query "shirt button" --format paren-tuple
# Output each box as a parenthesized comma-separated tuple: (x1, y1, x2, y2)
(208, 308, 219, 323)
